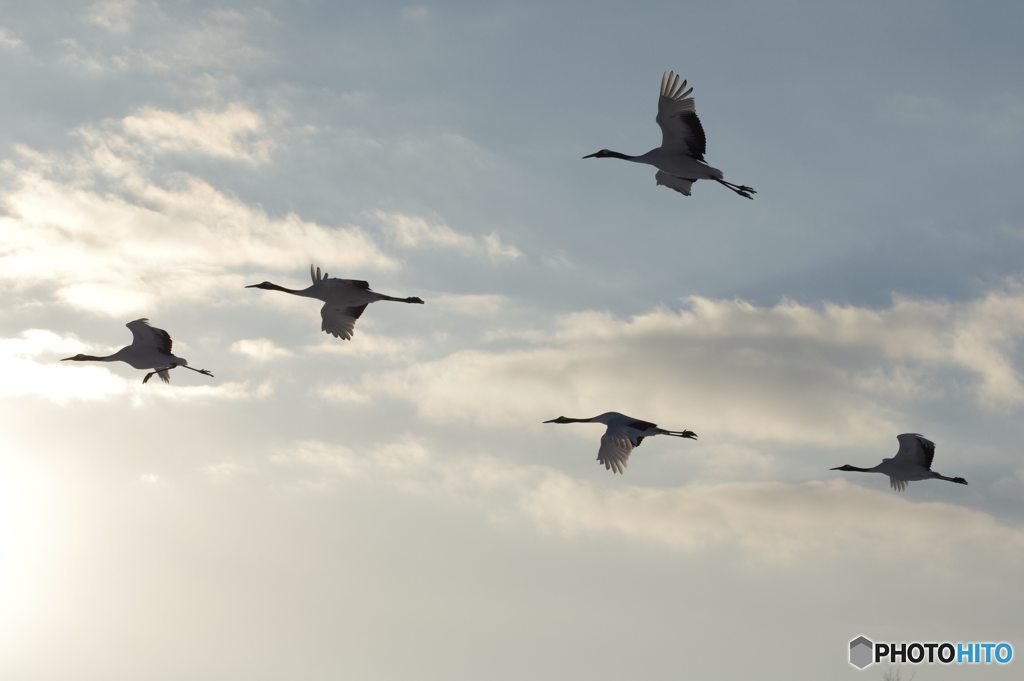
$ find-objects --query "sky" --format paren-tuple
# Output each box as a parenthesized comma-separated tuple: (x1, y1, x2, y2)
(1, 1, 1023, 679)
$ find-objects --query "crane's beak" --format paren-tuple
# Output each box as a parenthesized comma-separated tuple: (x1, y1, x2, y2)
(582, 152, 599, 159)
(60, 356, 73, 361)
(542, 418, 558, 423)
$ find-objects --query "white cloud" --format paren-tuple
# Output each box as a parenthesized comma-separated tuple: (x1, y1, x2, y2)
(0, 26, 24, 50)
(274, 438, 431, 480)
(313, 383, 372, 404)
(0, 328, 273, 404)
(372, 210, 522, 262)
(1, 105, 516, 319)
(519, 476, 1024, 569)
(306, 333, 420, 359)
(0, 110, 398, 316)
(541, 253, 574, 270)
(230, 338, 292, 361)
(62, 4, 269, 76)
(0, 329, 126, 403)
(202, 460, 256, 483)
(56, 283, 155, 319)
(358, 287, 1024, 444)
(480, 233, 522, 261)
(121, 105, 274, 164)
(270, 437, 1024, 570)
(140, 379, 274, 403)
(431, 293, 511, 316)
(82, 0, 138, 34)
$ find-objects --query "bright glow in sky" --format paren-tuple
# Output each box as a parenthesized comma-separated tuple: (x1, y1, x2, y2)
(2, 2, 1023, 679)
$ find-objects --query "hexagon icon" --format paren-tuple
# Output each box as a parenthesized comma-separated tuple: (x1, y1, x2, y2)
(849, 635, 874, 669)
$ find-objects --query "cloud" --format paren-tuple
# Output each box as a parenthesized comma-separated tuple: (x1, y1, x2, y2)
(230, 338, 292, 361)
(61, 4, 269, 76)
(519, 476, 1024, 570)
(142, 379, 274, 403)
(313, 383, 372, 404)
(0, 26, 23, 50)
(306, 332, 420, 360)
(0, 109, 398, 316)
(0, 328, 273, 405)
(82, 0, 138, 34)
(121, 105, 274, 164)
(1, 104, 520, 319)
(55, 283, 155, 319)
(357, 286, 1024, 444)
(0, 329, 126, 403)
(431, 293, 511, 316)
(541, 253, 574, 270)
(270, 437, 1024, 571)
(372, 210, 522, 262)
(202, 460, 257, 483)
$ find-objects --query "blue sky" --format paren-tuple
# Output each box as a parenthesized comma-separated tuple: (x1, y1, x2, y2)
(1, 2, 1023, 679)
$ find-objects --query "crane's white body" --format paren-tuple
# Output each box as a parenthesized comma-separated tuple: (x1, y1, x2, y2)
(632, 148, 723, 182)
(61, 319, 213, 384)
(544, 411, 697, 474)
(832, 433, 968, 492)
(246, 265, 424, 340)
(583, 71, 752, 199)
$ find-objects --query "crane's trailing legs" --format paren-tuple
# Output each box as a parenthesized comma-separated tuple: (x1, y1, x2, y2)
(142, 364, 215, 384)
(663, 430, 699, 439)
(378, 295, 425, 304)
(715, 178, 756, 199)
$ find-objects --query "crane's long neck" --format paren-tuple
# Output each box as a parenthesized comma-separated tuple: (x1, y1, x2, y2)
(61, 352, 120, 363)
(834, 465, 879, 473)
(562, 416, 599, 423)
(253, 282, 315, 297)
(606, 150, 643, 162)
(265, 282, 304, 294)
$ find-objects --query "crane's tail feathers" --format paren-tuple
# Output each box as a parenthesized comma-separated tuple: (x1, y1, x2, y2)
(655, 171, 694, 196)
